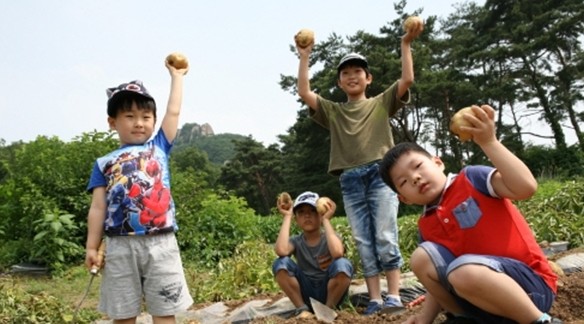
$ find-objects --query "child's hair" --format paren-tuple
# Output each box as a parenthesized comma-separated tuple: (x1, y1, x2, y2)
(108, 93, 156, 119)
(379, 142, 432, 192)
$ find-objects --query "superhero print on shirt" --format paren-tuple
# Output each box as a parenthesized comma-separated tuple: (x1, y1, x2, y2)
(102, 142, 174, 235)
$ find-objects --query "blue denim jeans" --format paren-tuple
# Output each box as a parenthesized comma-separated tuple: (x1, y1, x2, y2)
(272, 256, 354, 308)
(420, 241, 555, 323)
(339, 161, 402, 277)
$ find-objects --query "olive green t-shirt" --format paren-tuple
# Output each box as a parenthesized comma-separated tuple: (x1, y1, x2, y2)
(310, 81, 410, 175)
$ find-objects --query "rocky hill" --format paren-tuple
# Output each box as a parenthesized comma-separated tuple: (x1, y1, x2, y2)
(174, 122, 248, 165)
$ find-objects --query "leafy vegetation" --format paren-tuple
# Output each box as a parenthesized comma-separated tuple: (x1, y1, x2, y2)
(519, 179, 584, 248)
(2, 178, 582, 322)
(0, 0, 582, 321)
(0, 276, 100, 323)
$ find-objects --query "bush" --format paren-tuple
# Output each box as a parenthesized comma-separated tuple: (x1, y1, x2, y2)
(177, 193, 263, 267)
(259, 211, 288, 244)
(518, 178, 584, 248)
(32, 210, 84, 274)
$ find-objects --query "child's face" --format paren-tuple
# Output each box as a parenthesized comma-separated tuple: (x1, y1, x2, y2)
(337, 66, 372, 98)
(294, 204, 321, 232)
(389, 151, 447, 206)
(108, 102, 155, 146)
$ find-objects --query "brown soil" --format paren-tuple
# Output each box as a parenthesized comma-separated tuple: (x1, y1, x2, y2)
(215, 249, 584, 324)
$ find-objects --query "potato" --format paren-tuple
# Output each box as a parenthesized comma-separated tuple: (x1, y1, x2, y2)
(450, 107, 475, 142)
(295, 28, 315, 48)
(277, 192, 292, 210)
(316, 197, 331, 215)
(166, 52, 189, 70)
(548, 260, 565, 276)
(403, 16, 423, 32)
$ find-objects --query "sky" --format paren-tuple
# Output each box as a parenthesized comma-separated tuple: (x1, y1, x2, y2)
(9, 0, 569, 149)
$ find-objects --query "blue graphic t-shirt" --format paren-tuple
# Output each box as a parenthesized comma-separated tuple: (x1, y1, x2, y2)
(87, 131, 177, 236)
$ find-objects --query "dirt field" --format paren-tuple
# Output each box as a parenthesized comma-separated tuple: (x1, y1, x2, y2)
(239, 248, 584, 324)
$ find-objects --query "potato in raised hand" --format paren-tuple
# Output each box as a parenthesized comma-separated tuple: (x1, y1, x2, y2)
(277, 192, 292, 210)
(450, 106, 475, 142)
(403, 16, 423, 33)
(295, 28, 315, 48)
(316, 197, 331, 215)
(166, 52, 189, 70)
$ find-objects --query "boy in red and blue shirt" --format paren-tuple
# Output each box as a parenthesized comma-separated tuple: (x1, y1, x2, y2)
(379, 105, 559, 323)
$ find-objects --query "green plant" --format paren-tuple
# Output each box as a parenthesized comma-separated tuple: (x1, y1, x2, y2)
(178, 193, 262, 267)
(189, 240, 279, 302)
(32, 210, 84, 274)
(259, 212, 286, 244)
(518, 179, 584, 247)
(397, 215, 420, 273)
(0, 278, 100, 323)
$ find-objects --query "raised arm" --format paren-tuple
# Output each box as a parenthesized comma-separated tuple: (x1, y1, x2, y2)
(296, 43, 319, 110)
(160, 61, 189, 143)
(396, 18, 424, 100)
(274, 200, 295, 256)
(467, 105, 538, 200)
(320, 199, 344, 258)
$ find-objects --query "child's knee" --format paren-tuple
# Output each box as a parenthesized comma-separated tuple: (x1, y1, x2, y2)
(410, 246, 431, 272)
(272, 256, 295, 275)
(330, 257, 353, 276)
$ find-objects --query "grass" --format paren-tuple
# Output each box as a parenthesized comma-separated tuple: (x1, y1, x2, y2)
(2, 262, 221, 321)
(2, 266, 102, 317)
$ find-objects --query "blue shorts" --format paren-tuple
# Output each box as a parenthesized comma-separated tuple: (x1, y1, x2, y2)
(272, 256, 353, 309)
(420, 241, 555, 323)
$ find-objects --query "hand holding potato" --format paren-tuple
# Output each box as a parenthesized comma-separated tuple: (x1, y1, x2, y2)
(277, 192, 293, 216)
(450, 106, 475, 142)
(450, 105, 496, 144)
(295, 28, 314, 49)
(402, 16, 424, 42)
(316, 197, 335, 220)
(165, 52, 189, 75)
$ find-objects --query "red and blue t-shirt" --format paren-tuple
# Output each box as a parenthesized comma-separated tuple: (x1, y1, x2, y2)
(419, 166, 557, 293)
(87, 131, 177, 236)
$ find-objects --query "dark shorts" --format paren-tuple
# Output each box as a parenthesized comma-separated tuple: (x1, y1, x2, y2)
(420, 241, 555, 323)
(272, 256, 353, 309)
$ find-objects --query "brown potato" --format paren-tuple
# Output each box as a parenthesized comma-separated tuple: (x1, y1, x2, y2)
(166, 52, 189, 70)
(548, 260, 565, 276)
(277, 192, 292, 210)
(295, 28, 315, 48)
(316, 197, 330, 215)
(450, 107, 475, 142)
(403, 16, 423, 32)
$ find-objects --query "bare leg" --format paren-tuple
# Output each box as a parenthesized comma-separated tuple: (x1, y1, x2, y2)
(275, 270, 305, 307)
(385, 268, 401, 297)
(326, 273, 351, 308)
(113, 318, 137, 324)
(365, 275, 383, 301)
(448, 264, 544, 324)
(152, 315, 176, 324)
(410, 247, 464, 314)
